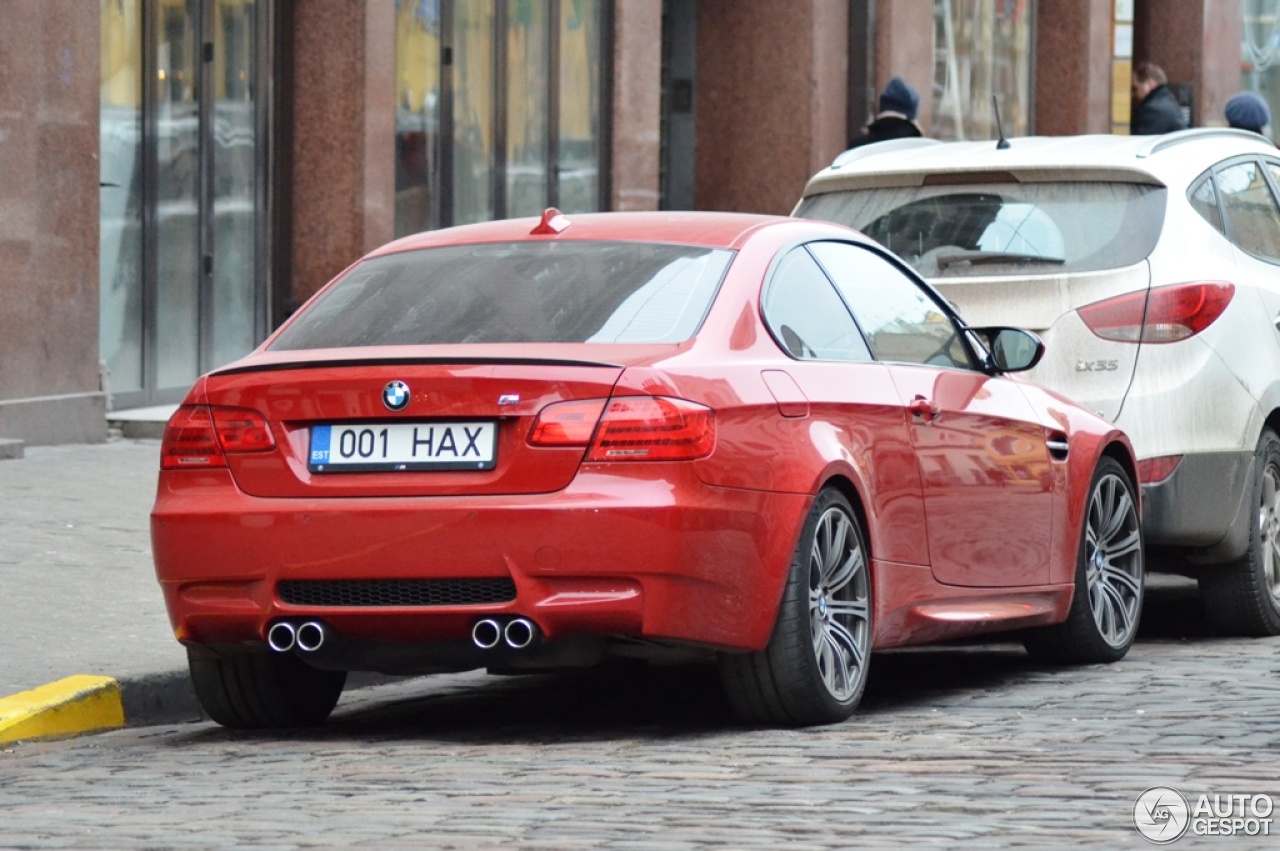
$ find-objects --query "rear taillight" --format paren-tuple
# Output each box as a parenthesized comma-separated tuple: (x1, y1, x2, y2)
(160, 405, 276, 470)
(530, 396, 716, 461)
(1078, 282, 1234, 343)
(527, 399, 608, 446)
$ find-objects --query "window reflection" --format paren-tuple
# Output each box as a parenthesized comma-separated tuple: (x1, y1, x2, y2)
(1242, 0, 1280, 141)
(394, 0, 605, 233)
(454, 2, 496, 225)
(507, 0, 550, 218)
(1217, 161, 1280, 261)
(395, 0, 442, 237)
(933, 0, 1033, 140)
(155, 0, 202, 389)
(559, 0, 602, 212)
(100, 0, 145, 396)
(212, 0, 260, 368)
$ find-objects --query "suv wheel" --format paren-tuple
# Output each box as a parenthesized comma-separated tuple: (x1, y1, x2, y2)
(1200, 427, 1280, 637)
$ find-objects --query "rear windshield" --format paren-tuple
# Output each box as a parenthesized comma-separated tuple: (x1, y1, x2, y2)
(270, 241, 733, 350)
(796, 182, 1166, 277)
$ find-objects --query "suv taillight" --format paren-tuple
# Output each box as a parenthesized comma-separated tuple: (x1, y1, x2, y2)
(1078, 282, 1234, 343)
(160, 405, 276, 470)
(530, 396, 716, 461)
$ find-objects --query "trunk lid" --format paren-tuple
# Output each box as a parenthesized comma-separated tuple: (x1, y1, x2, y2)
(201, 347, 664, 498)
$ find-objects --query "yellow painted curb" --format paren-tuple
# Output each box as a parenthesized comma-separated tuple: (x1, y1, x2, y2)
(0, 675, 125, 744)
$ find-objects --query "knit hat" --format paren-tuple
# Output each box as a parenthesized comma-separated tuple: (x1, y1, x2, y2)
(879, 76, 920, 121)
(1225, 91, 1270, 132)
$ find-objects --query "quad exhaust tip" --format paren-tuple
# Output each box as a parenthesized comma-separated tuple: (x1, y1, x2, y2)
(295, 621, 328, 653)
(471, 618, 503, 650)
(274, 617, 533, 654)
(504, 617, 537, 650)
(266, 621, 297, 653)
(471, 617, 539, 650)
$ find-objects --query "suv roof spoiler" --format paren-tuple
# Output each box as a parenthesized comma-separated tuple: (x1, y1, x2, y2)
(831, 138, 943, 169)
(1138, 127, 1273, 158)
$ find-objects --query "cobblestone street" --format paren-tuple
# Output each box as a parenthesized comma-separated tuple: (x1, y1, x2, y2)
(3, 586, 1277, 849)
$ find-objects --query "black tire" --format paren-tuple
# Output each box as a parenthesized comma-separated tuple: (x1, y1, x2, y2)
(1200, 428, 1280, 637)
(1024, 456, 1144, 664)
(187, 646, 346, 729)
(719, 489, 872, 727)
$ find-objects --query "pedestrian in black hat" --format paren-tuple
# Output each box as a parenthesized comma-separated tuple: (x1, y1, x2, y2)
(846, 76, 923, 150)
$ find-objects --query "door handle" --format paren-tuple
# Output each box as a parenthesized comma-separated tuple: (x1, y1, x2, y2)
(908, 396, 940, 423)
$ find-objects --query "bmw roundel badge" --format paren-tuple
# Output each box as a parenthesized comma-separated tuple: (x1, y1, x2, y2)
(382, 380, 411, 411)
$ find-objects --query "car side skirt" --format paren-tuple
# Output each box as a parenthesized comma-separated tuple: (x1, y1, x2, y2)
(872, 560, 1074, 649)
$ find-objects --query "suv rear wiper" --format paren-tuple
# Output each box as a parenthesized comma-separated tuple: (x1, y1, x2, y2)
(935, 250, 1066, 270)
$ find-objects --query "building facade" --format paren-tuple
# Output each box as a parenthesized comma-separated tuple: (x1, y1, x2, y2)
(0, 0, 1261, 445)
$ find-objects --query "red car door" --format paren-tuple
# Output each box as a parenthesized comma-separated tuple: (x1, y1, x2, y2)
(809, 239, 1055, 588)
(885, 364, 1055, 587)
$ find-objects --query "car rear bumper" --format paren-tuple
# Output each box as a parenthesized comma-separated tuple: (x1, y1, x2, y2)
(1141, 449, 1255, 560)
(151, 467, 810, 659)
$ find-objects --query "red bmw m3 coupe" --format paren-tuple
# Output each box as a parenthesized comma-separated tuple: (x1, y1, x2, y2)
(152, 209, 1143, 728)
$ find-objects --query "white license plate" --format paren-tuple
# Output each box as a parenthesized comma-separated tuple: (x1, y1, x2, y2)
(308, 422, 497, 472)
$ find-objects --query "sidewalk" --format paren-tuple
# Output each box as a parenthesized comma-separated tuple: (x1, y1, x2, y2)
(0, 437, 202, 737)
(0, 428, 404, 743)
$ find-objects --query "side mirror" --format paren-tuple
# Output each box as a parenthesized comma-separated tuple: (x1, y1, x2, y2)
(972, 327, 1045, 373)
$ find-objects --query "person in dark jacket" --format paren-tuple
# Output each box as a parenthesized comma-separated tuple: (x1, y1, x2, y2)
(1131, 61, 1187, 135)
(846, 76, 923, 149)
(1224, 91, 1271, 136)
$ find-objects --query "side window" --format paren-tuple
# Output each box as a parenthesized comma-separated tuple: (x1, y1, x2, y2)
(1188, 175, 1224, 234)
(1216, 160, 1280, 262)
(760, 248, 872, 362)
(808, 241, 976, 370)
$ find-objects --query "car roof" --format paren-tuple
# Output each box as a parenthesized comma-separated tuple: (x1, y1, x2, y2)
(369, 210, 821, 258)
(801, 128, 1280, 197)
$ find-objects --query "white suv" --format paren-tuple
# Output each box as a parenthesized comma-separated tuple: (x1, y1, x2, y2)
(796, 129, 1280, 636)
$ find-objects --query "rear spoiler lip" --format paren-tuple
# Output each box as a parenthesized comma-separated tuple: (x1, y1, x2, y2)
(211, 356, 625, 377)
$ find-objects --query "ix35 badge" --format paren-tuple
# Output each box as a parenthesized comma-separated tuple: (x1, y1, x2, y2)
(1076, 359, 1119, 372)
(382, 380, 411, 411)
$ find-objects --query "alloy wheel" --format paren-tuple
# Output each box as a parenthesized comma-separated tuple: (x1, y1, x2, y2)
(1084, 472, 1143, 648)
(1259, 460, 1280, 604)
(808, 506, 871, 701)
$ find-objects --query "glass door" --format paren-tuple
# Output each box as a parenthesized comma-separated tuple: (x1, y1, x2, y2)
(100, 0, 270, 409)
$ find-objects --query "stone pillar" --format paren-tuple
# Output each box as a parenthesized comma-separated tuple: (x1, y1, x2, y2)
(287, 1, 396, 305)
(1134, 0, 1242, 128)
(695, 0, 848, 214)
(610, 3, 662, 212)
(0, 1, 105, 445)
(1034, 0, 1113, 135)
(874, 0, 934, 134)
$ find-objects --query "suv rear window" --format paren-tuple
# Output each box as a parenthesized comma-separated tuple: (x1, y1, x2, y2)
(270, 241, 733, 350)
(796, 181, 1165, 277)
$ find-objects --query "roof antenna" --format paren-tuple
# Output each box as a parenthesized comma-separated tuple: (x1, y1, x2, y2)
(992, 95, 1011, 149)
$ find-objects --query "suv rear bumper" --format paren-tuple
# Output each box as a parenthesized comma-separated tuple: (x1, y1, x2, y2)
(1141, 449, 1256, 562)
